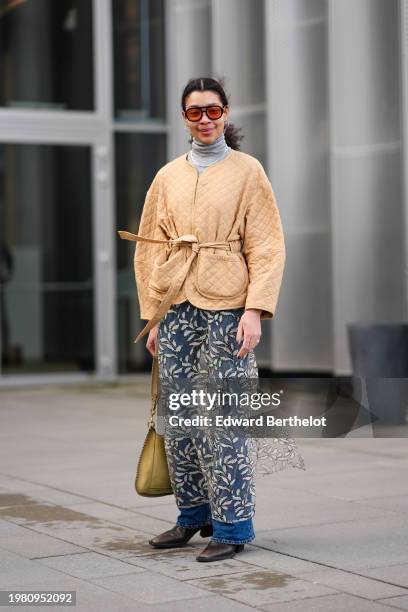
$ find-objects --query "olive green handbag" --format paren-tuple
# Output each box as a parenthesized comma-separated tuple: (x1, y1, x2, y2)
(135, 355, 173, 497)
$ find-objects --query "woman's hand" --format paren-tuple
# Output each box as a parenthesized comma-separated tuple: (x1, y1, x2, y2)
(236, 309, 262, 359)
(146, 324, 159, 357)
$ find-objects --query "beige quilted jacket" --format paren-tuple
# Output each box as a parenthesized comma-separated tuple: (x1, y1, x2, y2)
(118, 148, 286, 343)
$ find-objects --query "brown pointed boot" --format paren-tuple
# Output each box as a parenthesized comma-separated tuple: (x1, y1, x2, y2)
(196, 540, 245, 562)
(149, 524, 213, 549)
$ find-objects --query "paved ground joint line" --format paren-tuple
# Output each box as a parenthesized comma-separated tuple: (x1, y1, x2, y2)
(238, 541, 408, 589)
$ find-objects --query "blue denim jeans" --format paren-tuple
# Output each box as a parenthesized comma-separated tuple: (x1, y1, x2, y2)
(157, 301, 258, 545)
(177, 503, 255, 545)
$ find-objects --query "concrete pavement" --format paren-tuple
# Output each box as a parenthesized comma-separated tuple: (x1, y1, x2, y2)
(0, 381, 407, 611)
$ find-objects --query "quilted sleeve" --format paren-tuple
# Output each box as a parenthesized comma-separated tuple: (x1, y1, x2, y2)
(134, 172, 167, 321)
(242, 166, 286, 320)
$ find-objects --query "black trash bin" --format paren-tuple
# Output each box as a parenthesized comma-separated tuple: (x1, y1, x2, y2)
(347, 323, 408, 426)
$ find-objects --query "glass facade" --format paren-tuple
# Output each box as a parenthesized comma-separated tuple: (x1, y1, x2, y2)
(0, 143, 94, 374)
(113, 0, 166, 374)
(0, 0, 166, 383)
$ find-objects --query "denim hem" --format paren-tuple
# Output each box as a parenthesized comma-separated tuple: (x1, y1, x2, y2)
(211, 536, 255, 545)
(176, 520, 212, 529)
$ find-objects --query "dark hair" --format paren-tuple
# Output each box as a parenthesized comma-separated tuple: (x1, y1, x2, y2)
(181, 77, 244, 151)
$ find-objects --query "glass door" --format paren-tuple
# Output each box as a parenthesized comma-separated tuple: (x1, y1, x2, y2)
(0, 143, 94, 375)
(0, 0, 116, 384)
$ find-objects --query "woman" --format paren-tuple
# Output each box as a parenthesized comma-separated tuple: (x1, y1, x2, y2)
(119, 77, 306, 563)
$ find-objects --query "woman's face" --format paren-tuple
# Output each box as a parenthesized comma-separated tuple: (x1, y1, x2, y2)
(182, 90, 229, 144)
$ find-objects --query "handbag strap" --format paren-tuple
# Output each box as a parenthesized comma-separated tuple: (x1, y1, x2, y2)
(148, 356, 159, 429)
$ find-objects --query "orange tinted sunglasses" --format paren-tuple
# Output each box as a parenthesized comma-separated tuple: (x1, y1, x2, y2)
(184, 105, 225, 122)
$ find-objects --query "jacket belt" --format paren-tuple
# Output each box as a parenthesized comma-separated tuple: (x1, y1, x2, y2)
(118, 231, 242, 344)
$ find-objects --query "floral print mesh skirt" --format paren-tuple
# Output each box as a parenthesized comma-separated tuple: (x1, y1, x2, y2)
(157, 301, 306, 524)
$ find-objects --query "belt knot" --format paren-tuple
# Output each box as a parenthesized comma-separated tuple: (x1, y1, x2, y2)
(169, 234, 201, 253)
(169, 234, 198, 247)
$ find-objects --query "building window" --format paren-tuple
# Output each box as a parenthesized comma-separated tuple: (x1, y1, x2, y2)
(112, 0, 166, 122)
(115, 133, 166, 372)
(0, 143, 94, 374)
(0, 0, 94, 111)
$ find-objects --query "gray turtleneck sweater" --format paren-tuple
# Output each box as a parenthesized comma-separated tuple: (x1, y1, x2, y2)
(186, 132, 231, 174)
